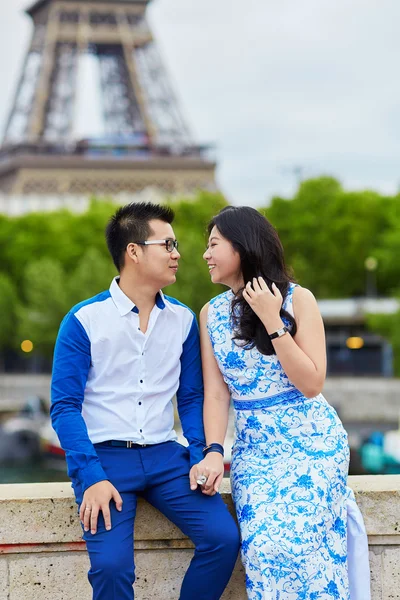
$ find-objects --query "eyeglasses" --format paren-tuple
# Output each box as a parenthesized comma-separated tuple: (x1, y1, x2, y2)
(134, 238, 179, 253)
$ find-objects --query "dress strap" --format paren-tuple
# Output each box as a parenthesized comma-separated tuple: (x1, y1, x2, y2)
(282, 282, 298, 317)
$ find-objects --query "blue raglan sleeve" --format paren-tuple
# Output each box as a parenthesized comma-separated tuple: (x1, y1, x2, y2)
(51, 311, 108, 493)
(176, 313, 206, 467)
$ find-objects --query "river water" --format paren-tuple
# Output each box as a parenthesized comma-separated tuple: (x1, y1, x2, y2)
(0, 459, 69, 484)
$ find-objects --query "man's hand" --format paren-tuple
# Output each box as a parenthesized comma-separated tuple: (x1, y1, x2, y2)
(189, 453, 225, 496)
(79, 480, 123, 535)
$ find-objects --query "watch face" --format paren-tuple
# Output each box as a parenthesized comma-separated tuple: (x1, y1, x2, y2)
(270, 326, 288, 340)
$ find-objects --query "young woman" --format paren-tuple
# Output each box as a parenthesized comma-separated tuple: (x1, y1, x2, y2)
(197, 206, 370, 600)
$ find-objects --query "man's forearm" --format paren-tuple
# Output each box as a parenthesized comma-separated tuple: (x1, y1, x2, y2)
(177, 396, 206, 466)
(177, 314, 206, 466)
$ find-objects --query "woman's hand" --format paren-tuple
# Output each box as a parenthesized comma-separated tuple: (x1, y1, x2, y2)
(243, 277, 283, 330)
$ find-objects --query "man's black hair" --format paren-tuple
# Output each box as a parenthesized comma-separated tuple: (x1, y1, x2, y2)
(106, 202, 174, 271)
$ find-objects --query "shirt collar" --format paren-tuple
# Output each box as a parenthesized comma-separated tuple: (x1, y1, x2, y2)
(158, 290, 176, 313)
(109, 277, 174, 316)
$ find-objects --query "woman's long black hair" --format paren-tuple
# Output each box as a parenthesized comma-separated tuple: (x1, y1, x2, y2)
(208, 206, 297, 355)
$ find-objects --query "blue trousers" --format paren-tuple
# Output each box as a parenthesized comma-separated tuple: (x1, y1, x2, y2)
(72, 441, 240, 600)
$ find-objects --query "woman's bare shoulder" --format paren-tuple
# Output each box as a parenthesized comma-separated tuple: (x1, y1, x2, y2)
(293, 285, 317, 304)
(200, 302, 210, 323)
(292, 286, 320, 317)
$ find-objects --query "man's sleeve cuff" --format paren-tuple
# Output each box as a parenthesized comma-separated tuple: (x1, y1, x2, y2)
(80, 462, 109, 493)
(188, 443, 204, 468)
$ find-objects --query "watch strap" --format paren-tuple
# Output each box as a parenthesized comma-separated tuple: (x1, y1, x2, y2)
(269, 326, 289, 340)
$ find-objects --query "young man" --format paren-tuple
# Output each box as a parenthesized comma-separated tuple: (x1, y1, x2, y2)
(51, 202, 239, 600)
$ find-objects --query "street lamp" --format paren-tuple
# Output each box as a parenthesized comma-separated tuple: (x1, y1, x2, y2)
(21, 340, 34, 353)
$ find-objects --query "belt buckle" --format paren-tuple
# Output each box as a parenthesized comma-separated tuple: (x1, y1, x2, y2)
(126, 441, 147, 448)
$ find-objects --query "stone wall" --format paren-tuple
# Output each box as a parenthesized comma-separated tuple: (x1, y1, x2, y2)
(0, 475, 399, 599)
(323, 378, 400, 424)
(0, 375, 52, 413)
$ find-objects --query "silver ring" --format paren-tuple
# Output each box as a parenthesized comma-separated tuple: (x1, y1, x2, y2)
(85, 506, 92, 511)
(196, 475, 207, 485)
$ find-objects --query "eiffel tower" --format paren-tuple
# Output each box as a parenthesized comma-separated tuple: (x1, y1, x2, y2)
(0, 0, 216, 197)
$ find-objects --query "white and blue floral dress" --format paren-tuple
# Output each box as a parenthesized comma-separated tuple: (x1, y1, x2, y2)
(207, 284, 370, 600)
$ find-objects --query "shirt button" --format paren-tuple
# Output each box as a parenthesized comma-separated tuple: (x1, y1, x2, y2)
(138, 402, 142, 406)
(140, 429, 143, 433)
(140, 379, 143, 383)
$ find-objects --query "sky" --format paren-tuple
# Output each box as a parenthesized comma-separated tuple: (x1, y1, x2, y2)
(0, 0, 400, 206)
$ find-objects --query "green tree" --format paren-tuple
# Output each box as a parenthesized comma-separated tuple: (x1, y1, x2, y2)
(68, 247, 116, 306)
(17, 258, 68, 356)
(1, 184, 399, 364)
(265, 177, 393, 298)
(372, 196, 400, 294)
(2, 200, 117, 299)
(165, 191, 227, 314)
(0, 273, 18, 349)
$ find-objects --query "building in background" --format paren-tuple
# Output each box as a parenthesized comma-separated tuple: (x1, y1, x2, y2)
(320, 297, 398, 377)
(0, 0, 216, 214)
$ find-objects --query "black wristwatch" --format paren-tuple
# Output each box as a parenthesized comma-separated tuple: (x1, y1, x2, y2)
(269, 326, 289, 340)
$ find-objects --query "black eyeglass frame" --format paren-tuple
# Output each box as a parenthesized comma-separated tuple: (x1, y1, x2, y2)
(133, 238, 179, 253)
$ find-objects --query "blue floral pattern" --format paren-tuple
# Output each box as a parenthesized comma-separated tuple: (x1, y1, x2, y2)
(207, 284, 353, 599)
(207, 286, 297, 400)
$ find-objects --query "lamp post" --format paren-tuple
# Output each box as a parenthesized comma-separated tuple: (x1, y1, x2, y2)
(364, 256, 378, 298)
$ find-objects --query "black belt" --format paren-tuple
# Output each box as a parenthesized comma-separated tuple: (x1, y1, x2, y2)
(97, 440, 174, 449)
(99, 440, 148, 449)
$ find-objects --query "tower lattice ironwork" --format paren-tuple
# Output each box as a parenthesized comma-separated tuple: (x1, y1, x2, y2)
(0, 0, 216, 196)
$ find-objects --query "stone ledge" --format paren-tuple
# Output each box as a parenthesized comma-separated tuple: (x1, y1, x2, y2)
(1, 476, 400, 599)
(350, 475, 400, 539)
(0, 479, 237, 548)
(1, 476, 399, 549)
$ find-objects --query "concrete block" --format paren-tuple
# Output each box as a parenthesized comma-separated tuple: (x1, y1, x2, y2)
(351, 476, 400, 537)
(0, 483, 81, 545)
(135, 550, 246, 599)
(369, 548, 382, 600)
(9, 553, 90, 600)
(382, 546, 400, 599)
(0, 559, 9, 600)
(7, 550, 246, 600)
